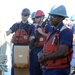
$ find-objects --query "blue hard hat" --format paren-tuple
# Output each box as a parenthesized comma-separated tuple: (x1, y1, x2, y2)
(49, 4, 68, 18)
(21, 8, 30, 15)
(31, 12, 36, 19)
(70, 15, 75, 20)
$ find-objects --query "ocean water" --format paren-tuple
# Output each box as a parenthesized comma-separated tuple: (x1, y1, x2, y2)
(3, 69, 11, 75)
(3, 40, 12, 75)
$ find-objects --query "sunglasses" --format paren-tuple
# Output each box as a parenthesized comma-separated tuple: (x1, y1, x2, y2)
(35, 16, 42, 18)
(21, 13, 29, 17)
(50, 15, 62, 18)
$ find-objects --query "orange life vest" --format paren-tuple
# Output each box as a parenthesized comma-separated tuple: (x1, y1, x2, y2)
(34, 26, 47, 47)
(12, 23, 30, 45)
(42, 26, 73, 69)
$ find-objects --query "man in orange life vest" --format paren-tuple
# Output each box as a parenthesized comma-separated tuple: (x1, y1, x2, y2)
(38, 4, 73, 75)
(6, 8, 31, 75)
(29, 10, 53, 75)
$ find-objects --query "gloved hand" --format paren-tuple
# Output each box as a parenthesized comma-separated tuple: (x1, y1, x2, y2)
(37, 51, 47, 63)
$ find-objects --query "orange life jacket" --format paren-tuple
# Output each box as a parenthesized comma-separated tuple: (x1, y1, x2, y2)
(42, 26, 73, 69)
(12, 23, 30, 45)
(34, 25, 47, 47)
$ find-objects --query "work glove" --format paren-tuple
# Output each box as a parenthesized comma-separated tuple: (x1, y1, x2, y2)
(37, 51, 47, 63)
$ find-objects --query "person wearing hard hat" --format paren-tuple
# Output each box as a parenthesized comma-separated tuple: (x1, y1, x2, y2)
(70, 15, 75, 24)
(70, 15, 75, 74)
(31, 12, 36, 23)
(6, 8, 31, 75)
(30, 11, 38, 28)
(38, 4, 73, 75)
(6, 8, 31, 36)
(29, 10, 53, 75)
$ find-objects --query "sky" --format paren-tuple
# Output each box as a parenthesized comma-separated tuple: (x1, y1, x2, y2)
(0, 0, 75, 31)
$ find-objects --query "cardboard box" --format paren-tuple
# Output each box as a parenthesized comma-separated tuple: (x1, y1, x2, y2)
(14, 46, 29, 68)
(14, 67, 29, 75)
